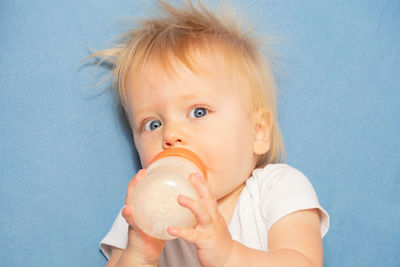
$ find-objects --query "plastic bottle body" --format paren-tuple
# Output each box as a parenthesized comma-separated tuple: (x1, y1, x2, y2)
(130, 156, 201, 240)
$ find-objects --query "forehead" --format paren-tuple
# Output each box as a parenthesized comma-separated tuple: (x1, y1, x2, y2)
(125, 46, 252, 109)
(133, 45, 227, 84)
(127, 52, 227, 95)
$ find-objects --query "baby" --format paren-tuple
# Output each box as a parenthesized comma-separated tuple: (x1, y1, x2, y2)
(92, 1, 329, 266)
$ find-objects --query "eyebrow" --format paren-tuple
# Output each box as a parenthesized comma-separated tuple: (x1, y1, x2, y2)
(133, 105, 156, 116)
(131, 91, 218, 118)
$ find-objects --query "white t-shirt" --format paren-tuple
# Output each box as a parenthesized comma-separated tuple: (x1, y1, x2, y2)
(100, 164, 330, 265)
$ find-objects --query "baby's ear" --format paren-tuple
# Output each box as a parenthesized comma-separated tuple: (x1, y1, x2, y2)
(252, 108, 272, 155)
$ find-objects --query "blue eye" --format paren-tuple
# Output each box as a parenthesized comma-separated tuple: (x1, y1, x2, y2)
(189, 107, 208, 118)
(144, 119, 162, 131)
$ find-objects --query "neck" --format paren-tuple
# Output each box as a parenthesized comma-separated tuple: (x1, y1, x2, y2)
(217, 182, 246, 225)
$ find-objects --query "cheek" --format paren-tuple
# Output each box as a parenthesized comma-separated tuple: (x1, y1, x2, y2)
(201, 112, 253, 154)
(215, 116, 255, 168)
(133, 136, 154, 168)
(200, 118, 253, 168)
(138, 151, 152, 168)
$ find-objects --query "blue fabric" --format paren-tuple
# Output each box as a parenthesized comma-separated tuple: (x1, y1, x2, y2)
(1, 0, 399, 266)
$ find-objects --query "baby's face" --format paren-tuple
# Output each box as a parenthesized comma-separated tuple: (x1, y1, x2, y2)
(126, 51, 259, 200)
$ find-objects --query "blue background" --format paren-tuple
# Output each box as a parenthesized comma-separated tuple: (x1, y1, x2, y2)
(1, 0, 399, 266)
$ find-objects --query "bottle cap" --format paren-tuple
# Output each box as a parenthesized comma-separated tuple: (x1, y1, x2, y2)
(150, 147, 208, 180)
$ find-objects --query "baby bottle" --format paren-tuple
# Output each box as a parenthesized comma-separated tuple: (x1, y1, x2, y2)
(130, 147, 207, 240)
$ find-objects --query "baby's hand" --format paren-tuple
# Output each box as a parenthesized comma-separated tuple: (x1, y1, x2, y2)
(122, 169, 166, 265)
(168, 173, 234, 267)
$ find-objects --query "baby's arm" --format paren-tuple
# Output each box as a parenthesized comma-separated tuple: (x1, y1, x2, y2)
(106, 170, 166, 267)
(106, 228, 163, 267)
(106, 230, 162, 267)
(225, 209, 323, 267)
(106, 247, 123, 267)
(169, 173, 323, 267)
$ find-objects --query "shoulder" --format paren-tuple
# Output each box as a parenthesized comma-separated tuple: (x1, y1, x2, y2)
(252, 163, 308, 182)
(248, 164, 313, 196)
(247, 164, 329, 237)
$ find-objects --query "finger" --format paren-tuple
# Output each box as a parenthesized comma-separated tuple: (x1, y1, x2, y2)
(125, 169, 146, 205)
(122, 205, 137, 227)
(189, 173, 212, 200)
(122, 205, 145, 234)
(167, 226, 198, 243)
(178, 195, 213, 225)
(123, 169, 146, 228)
(189, 173, 218, 215)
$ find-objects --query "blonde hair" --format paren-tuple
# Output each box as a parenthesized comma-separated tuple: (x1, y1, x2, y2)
(87, 0, 285, 166)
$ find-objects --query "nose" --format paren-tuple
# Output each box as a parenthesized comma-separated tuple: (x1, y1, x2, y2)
(162, 124, 186, 148)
